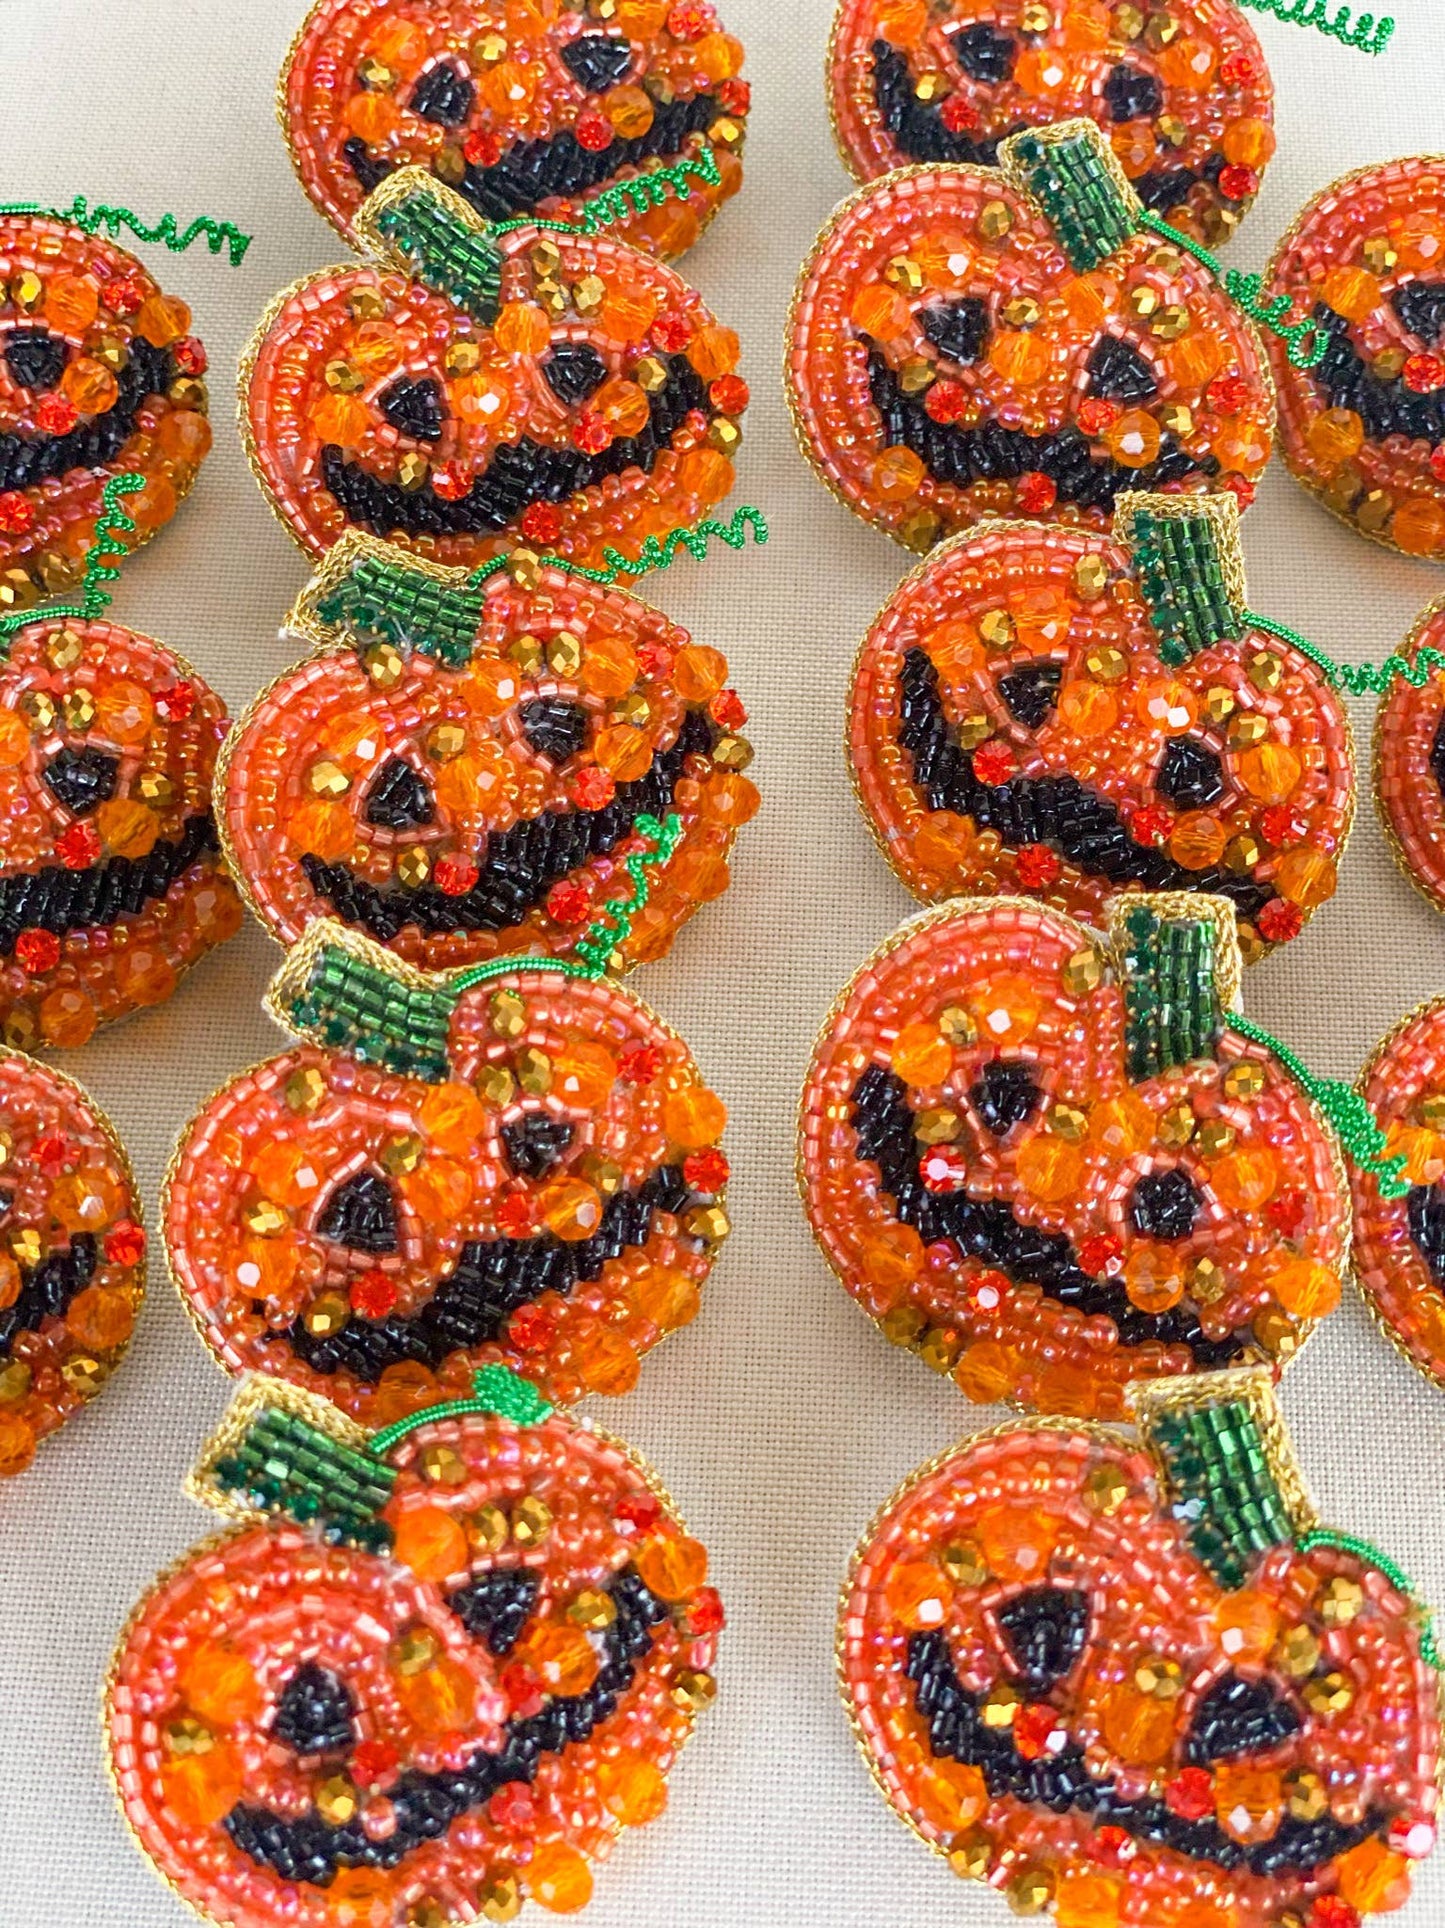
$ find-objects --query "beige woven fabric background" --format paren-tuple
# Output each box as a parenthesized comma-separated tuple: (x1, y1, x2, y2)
(2, 1, 1444, 1922)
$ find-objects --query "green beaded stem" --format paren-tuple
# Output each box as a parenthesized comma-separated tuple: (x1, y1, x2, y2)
(287, 947, 456, 1082)
(0, 470, 141, 649)
(210, 1406, 397, 1550)
(1120, 904, 1222, 1079)
(1125, 506, 1245, 666)
(1297, 1530, 1443, 1670)
(375, 189, 504, 323)
(1137, 213, 1328, 369)
(492, 146, 722, 241)
(466, 507, 769, 594)
(316, 552, 485, 668)
(1228, 1012, 1409, 1197)
(367, 1366, 553, 1460)
(0, 195, 252, 266)
(1004, 126, 1138, 272)
(1148, 1398, 1295, 1589)
(1245, 610, 1445, 695)
(1234, 0, 1394, 55)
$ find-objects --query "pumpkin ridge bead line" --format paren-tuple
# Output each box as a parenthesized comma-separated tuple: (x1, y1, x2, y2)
(239, 168, 749, 569)
(785, 119, 1276, 551)
(797, 891, 1360, 1422)
(846, 489, 1355, 958)
(107, 1369, 723, 1927)
(279, 0, 748, 263)
(837, 1365, 1442, 1928)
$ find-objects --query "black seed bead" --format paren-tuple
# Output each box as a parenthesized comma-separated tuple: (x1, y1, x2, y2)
(271, 1665, 358, 1758)
(42, 746, 120, 816)
(519, 697, 590, 764)
(1133, 167, 1203, 214)
(379, 376, 446, 442)
(871, 41, 1007, 166)
(1104, 62, 1164, 122)
(1156, 736, 1225, 810)
(449, 1569, 541, 1655)
(1129, 1167, 1201, 1241)
(365, 757, 435, 831)
(994, 1586, 1090, 1692)
(1087, 333, 1160, 402)
(955, 22, 1016, 83)
(1185, 1671, 1302, 1766)
(4, 328, 68, 391)
(560, 33, 634, 91)
(919, 298, 990, 366)
(543, 342, 609, 407)
(0, 338, 172, 493)
(997, 661, 1062, 728)
(968, 1060, 1042, 1138)
(1408, 1181, 1445, 1291)
(1393, 281, 1445, 344)
(316, 1172, 399, 1255)
(501, 1116, 575, 1179)
(409, 62, 475, 128)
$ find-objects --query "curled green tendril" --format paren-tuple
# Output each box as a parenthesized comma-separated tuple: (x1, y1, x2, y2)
(574, 810, 683, 973)
(0, 471, 141, 649)
(466, 506, 768, 593)
(367, 1366, 552, 1460)
(493, 146, 721, 241)
(1297, 1530, 1441, 1669)
(1234, 0, 1395, 55)
(1244, 611, 1445, 695)
(0, 196, 251, 266)
(1229, 1012, 1409, 1197)
(1138, 214, 1327, 369)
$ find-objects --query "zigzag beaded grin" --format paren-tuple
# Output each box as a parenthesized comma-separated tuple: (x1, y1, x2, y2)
(1310, 298, 1445, 444)
(0, 337, 175, 494)
(0, 811, 220, 956)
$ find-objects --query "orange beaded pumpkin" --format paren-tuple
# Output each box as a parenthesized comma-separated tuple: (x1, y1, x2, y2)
(0, 1046, 144, 1479)
(219, 534, 756, 972)
(849, 493, 1355, 958)
(241, 171, 747, 569)
(282, 0, 748, 261)
(109, 1371, 722, 1928)
(827, 0, 1276, 245)
(0, 614, 239, 1047)
(840, 1368, 1442, 1928)
(1372, 599, 1445, 915)
(166, 920, 730, 1422)
(786, 119, 1273, 551)
(0, 211, 212, 614)
(799, 893, 1350, 1421)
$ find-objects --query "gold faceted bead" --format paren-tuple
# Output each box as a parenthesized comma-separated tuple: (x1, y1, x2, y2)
(536, 282, 568, 319)
(615, 690, 652, 728)
(1358, 489, 1394, 533)
(325, 359, 364, 394)
(1276, 1624, 1322, 1679)
(46, 628, 84, 670)
(1020, 1, 1053, 28)
(137, 771, 175, 806)
(1157, 1103, 1195, 1149)
(62, 1355, 106, 1398)
(512, 1494, 553, 1545)
(510, 632, 545, 674)
(445, 339, 482, 377)
(1, 572, 41, 615)
(11, 270, 44, 311)
(884, 254, 924, 293)
(1362, 235, 1398, 275)
(392, 1625, 442, 1675)
(1149, 246, 1185, 275)
(2, 1010, 37, 1051)
(466, 1502, 509, 1555)
(941, 1539, 988, 1586)
(61, 688, 96, 731)
(37, 551, 82, 594)
(1134, 1653, 1184, 1699)
(316, 1775, 360, 1826)
(1083, 1463, 1129, 1514)
(491, 989, 527, 1038)
(684, 1203, 731, 1243)
(979, 609, 1016, 651)
(1420, 1091, 1445, 1131)
(516, 1045, 552, 1095)
(912, 70, 947, 103)
(580, 1153, 624, 1196)
(1003, 295, 1042, 329)
(880, 1303, 925, 1348)
(635, 353, 668, 393)
(1323, 465, 1365, 515)
(357, 54, 395, 87)
(670, 1667, 717, 1711)
(1046, 1102, 1088, 1142)
(948, 1829, 992, 1880)
(530, 239, 562, 276)
(243, 1195, 289, 1237)
(712, 734, 753, 771)
(397, 844, 431, 889)
(479, 1874, 522, 1923)
(914, 1107, 961, 1144)
(0, 1359, 33, 1404)
(9, 1228, 41, 1268)
(94, 333, 130, 370)
(1223, 1061, 1266, 1101)
(0, 1131, 12, 1170)
(981, 1682, 1021, 1727)
(303, 1292, 349, 1337)
(1372, 347, 1407, 381)
(409, 1900, 451, 1928)
(163, 1716, 214, 1758)
(1204, 684, 1237, 724)
(472, 30, 509, 62)
(364, 643, 405, 688)
(1113, 1, 1146, 36)
(381, 1134, 424, 1176)
(708, 417, 742, 455)
(918, 1326, 960, 1374)
(285, 1067, 326, 1115)
(349, 286, 386, 320)
(1006, 1865, 1055, 1915)
(1159, 402, 1194, 437)
(938, 1004, 977, 1044)
(1318, 1575, 1364, 1625)
(1074, 555, 1109, 599)
(1224, 833, 1262, 875)
(1227, 712, 1268, 749)
(548, 629, 583, 675)
(899, 357, 935, 395)
(1145, 11, 1180, 46)
(397, 452, 430, 493)
(1254, 1305, 1301, 1358)
(1063, 946, 1104, 995)
(574, 274, 605, 316)
(900, 506, 943, 552)
(427, 722, 466, 761)
(1151, 303, 1191, 341)
(956, 712, 992, 750)
(1186, 1256, 1226, 1305)
(568, 1588, 618, 1630)
(421, 1443, 467, 1486)
(476, 1063, 516, 1108)
(1302, 1671, 1354, 1716)
(710, 116, 743, 147)
(1129, 285, 1161, 319)
(979, 199, 1012, 241)
(507, 548, 543, 590)
(434, 145, 466, 186)
(1248, 650, 1283, 693)
(1285, 1768, 1330, 1821)
(1084, 644, 1128, 682)
(1156, 113, 1188, 147)
(1195, 1119, 1236, 1156)
(306, 759, 351, 798)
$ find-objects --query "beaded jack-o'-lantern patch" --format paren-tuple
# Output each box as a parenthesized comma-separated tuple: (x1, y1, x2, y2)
(1372, 596, 1445, 914)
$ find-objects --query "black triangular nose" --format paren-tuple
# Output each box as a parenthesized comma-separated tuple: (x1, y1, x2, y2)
(995, 1586, 1090, 1693)
(520, 698, 589, 764)
(271, 1665, 357, 1758)
(501, 1115, 574, 1179)
(561, 33, 633, 91)
(1087, 334, 1159, 402)
(918, 298, 989, 366)
(366, 756, 434, 831)
(5, 328, 68, 392)
(968, 1060, 1041, 1139)
(1129, 1167, 1201, 1241)
(316, 1172, 398, 1254)
(1156, 736, 1224, 810)
(1186, 1672, 1302, 1765)
(43, 746, 120, 816)
(542, 342, 608, 407)
(447, 1569, 540, 1656)
(379, 376, 445, 443)
(997, 662, 1062, 729)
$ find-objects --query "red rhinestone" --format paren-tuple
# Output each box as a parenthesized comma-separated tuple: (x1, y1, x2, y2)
(35, 395, 78, 435)
(431, 464, 471, 501)
(1077, 396, 1122, 437)
(464, 129, 502, 168)
(351, 1741, 399, 1790)
(710, 687, 748, 731)
(1165, 1767, 1215, 1821)
(1207, 372, 1251, 415)
(1218, 164, 1259, 204)
(489, 1782, 537, 1833)
(0, 491, 34, 535)
(100, 277, 145, 317)
(972, 740, 1016, 786)
(155, 680, 196, 721)
(1091, 1824, 1137, 1866)
(710, 374, 749, 414)
(576, 110, 614, 152)
(572, 765, 616, 809)
(718, 78, 751, 115)
(940, 93, 981, 134)
(351, 1270, 399, 1320)
(500, 1663, 546, 1718)
(496, 1190, 538, 1239)
(56, 821, 102, 870)
(651, 311, 694, 353)
(920, 1144, 969, 1194)
(434, 853, 479, 897)
(1079, 1233, 1124, 1275)
(105, 1220, 146, 1267)
(546, 878, 593, 925)
(636, 641, 675, 679)
(684, 1147, 730, 1192)
(1013, 1704, 1063, 1761)
(667, 0, 714, 38)
(615, 1492, 662, 1534)
(1259, 805, 1305, 847)
(16, 929, 59, 973)
(1309, 1901, 1360, 1928)
(509, 1302, 559, 1350)
(1220, 49, 1262, 86)
(1257, 897, 1304, 942)
(924, 379, 967, 425)
(1405, 353, 1445, 395)
(1221, 473, 1258, 509)
(33, 1135, 71, 1175)
(1014, 842, 1060, 887)
(687, 1586, 726, 1635)
(520, 501, 562, 544)
(1266, 1188, 1308, 1237)
(964, 1268, 1009, 1312)
(620, 1041, 663, 1085)
(1015, 471, 1058, 515)
(171, 337, 208, 378)
(573, 410, 613, 455)
(1130, 805, 1174, 847)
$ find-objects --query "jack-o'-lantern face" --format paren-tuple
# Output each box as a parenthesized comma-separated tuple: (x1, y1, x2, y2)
(166, 926, 730, 1419)
(283, 0, 748, 260)
(241, 176, 747, 568)
(0, 1048, 144, 1479)
(787, 127, 1273, 550)
(0, 214, 212, 614)
(840, 1376, 1441, 1928)
(0, 617, 239, 1048)
(799, 895, 1350, 1421)
(1373, 602, 1445, 915)
(849, 500, 1355, 956)
(1268, 158, 1445, 562)
(109, 1379, 723, 1928)
(220, 542, 756, 969)
(827, 0, 1275, 245)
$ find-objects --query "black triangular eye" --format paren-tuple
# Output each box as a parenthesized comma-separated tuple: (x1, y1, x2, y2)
(1129, 1168, 1201, 1241)
(448, 1569, 541, 1656)
(1087, 334, 1159, 402)
(317, 1172, 398, 1254)
(520, 698, 589, 763)
(1186, 1672, 1302, 1765)
(919, 298, 989, 366)
(1156, 736, 1224, 810)
(969, 1060, 1041, 1138)
(1391, 282, 1445, 345)
(1104, 63, 1164, 123)
(954, 22, 1015, 84)
(5, 328, 67, 392)
(501, 1116, 574, 1179)
(997, 662, 1062, 729)
(542, 342, 609, 406)
(410, 62, 476, 127)
(1408, 1183, 1445, 1289)
(43, 746, 119, 816)
(995, 1587, 1090, 1693)
(271, 1665, 357, 1758)
(561, 33, 634, 92)
(379, 377, 445, 443)
(366, 756, 434, 830)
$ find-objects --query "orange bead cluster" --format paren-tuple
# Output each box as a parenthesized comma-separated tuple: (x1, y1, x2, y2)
(799, 898, 1350, 1421)
(283, 0, 747, 259)
(0, 213, 212, 610)
(1373, 601, 1445, 914)
(848, 520, 1354, 956)
(1267, 159, 1445, 560)
(109, 1401, 722, 1928)
(0, 1048, 144, 1478)
(829, 0, 1275, 246)
(839, 1418, 1440, 1927)
(786, 164, 1273, 550)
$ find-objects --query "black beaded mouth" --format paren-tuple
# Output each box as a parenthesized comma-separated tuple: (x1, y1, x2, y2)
(225, 1564, 670, 1886)
(0, 812, 220, 957)
(850, 1062, 1252, 1366)
(896, 647, 1273, 920)
(0, 1232, 96, 1356)
(299, 707, 712, 945)
(1407, 1183, 1445, 1296)
(905, 1629, 1383, 1876)
(0, 335, 176, 496)
(317, 352, 712, 543)
(1310, 289, 1445, 446)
